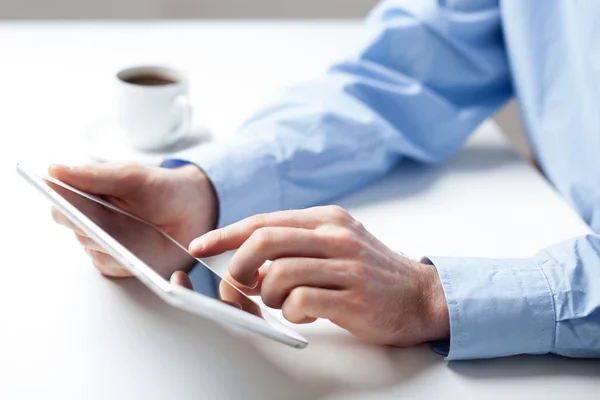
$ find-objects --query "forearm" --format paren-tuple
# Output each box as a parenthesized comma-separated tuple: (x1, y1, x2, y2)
(170, 0, 510, 228)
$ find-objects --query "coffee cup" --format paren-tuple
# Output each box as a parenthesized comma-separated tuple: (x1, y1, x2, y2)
(116, 66, 191, 151)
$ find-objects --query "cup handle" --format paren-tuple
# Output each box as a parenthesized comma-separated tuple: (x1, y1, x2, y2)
(169, 94, 192, 144)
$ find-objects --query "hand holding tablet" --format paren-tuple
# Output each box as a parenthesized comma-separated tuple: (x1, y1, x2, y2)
(47, 163, 218, 279)
(17, 164, 308, 348)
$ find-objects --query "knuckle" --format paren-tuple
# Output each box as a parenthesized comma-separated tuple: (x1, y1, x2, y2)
(91, 251, 116, 269)
(261, 287, 280, 309)
(326, 205, 352, 224)
(75, 234, 89, 246)
(89, 251, 108, 268)
(291, 287, 309, 309)
(315, 226, 362, 255)
(347, 260, 369, 278)
(227, 260, 243, 279)
(249, 213, 269, 230)
(331, 228, 360, 249)
(267, 261, 285, 282)
(88, 249, 107, 263)
(350, 218, 365, 232)
(282, 288, 311, 323)
(261, 260, 293, 309)
(250, 227, 272, 251)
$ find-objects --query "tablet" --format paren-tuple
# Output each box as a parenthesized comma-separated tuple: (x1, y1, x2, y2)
(17, 164, 308, 349)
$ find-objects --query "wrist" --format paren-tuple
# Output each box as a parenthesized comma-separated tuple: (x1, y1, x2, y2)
(177, 164, 219, 231)
(418, 262, 450, 342)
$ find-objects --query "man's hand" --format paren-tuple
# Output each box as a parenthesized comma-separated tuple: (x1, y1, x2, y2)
(189, 205, 450, 347)
(49, 162, 218, 278)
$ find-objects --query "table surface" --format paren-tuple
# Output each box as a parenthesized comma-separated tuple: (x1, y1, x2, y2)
(1, 21, 599, 400)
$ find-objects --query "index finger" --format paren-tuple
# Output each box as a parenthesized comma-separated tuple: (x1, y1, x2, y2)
(189, 206, 346, 257)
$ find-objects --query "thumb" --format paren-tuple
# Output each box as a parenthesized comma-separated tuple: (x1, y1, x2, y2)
(48, 163, 141, 196)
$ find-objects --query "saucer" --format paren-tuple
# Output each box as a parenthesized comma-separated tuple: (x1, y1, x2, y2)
(82, 119, 211, 165)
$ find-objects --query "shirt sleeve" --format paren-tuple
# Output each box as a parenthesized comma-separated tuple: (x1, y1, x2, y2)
(170, 0, 511, 227)
(427, 233, 600, 360)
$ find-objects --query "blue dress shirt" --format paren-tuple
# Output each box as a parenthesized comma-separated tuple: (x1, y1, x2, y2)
(170, 0, 600, 360)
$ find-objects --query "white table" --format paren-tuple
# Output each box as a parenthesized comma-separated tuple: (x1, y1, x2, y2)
(1, 22, 599, 400)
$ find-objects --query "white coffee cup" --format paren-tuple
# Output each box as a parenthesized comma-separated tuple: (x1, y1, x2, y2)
(116, 66, 192, 151)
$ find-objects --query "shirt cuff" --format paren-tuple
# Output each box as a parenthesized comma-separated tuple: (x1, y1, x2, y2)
(162, 132, 282, 228)
(426, 255, 556, 360)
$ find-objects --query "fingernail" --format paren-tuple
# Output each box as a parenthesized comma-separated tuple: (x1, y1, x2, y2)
(189, 236, 206, 252)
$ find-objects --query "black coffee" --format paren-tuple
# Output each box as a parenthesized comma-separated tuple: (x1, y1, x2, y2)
(123, 74, 176, 86)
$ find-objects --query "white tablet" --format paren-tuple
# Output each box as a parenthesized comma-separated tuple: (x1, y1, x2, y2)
(17, 164, 308, 349)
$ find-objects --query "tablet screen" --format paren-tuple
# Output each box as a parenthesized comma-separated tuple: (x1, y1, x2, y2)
(45, 178, 263, 318)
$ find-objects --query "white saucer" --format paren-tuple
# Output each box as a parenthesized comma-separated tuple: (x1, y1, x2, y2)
(82, 119, 211, 165)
